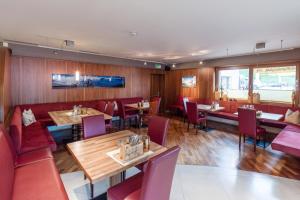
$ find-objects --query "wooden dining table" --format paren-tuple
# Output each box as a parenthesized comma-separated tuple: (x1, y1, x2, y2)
(49, 108, 112, 140)
(67, 130, 167, 199)
(233, 111, 284, 121)
(126, 102, 150, 127)
(197, 104, 225, 112)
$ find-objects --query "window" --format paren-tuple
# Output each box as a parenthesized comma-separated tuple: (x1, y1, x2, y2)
(253, 66, 296, 102)
(218, 68, 249, 99)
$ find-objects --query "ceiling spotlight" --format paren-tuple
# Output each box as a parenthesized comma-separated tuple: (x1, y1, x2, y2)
(199, 61, 203, 65)
(172, 64, 176, 68)
(129, 31, 138, 37)
(144, 62, 147, 66)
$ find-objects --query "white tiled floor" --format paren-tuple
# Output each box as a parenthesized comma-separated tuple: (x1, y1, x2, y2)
(61, 165, 300, 200)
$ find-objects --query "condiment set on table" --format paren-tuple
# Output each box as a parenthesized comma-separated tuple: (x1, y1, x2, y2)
(72, 105, 88, 116)
(119, 134, 150, 161)
(241, 104, 262, 116)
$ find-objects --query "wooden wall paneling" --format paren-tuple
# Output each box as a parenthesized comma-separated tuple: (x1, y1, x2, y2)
(45, 59, 67, 103)
(21, 57, 47, 104)
(10, 56, 161, 105)
(0, 48, 11, 124)
(11, 56, 22, 105)
(84, 63, 105, 100)
(65, 61, 85, 102)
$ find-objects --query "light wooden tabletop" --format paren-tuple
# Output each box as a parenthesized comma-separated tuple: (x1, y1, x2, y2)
(234, 112, 283, 121)
(197, 104, 225, 112)
(126, 102, 150, 110)
(48, 108, 112, 126)
(67, 130, 167, 183)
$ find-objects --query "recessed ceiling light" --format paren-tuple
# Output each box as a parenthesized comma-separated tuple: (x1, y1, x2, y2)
(191, 50, 210, 56)
(144, 62, 147, 65)
(129, 31, 138, 37)
(199, 61, 203, 65)
(172, 64, 176, 68)
(164, 56, 183, 60)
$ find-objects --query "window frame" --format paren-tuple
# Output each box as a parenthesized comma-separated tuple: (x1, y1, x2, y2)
(215, 62, 300, 104)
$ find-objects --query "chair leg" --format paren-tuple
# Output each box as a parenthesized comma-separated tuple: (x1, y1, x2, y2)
(254, 138, 257, 152)
(263, 133, 266, 149)
(243, 135, 246, 143)
(119, 119, 122, 130)
(195, 124, 198, 134)
(187, 122, 190, 131)
(239, 132, 242, 150)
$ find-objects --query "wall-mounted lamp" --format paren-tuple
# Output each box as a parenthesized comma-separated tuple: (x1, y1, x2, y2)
(75, 71, 80, 81)
(172, 64, 176, 68)
(199, 61, 203, 65)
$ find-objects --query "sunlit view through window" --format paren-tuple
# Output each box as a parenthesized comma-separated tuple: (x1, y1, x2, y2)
(253, 66, 296, 102)
(219, 69, 249, 99)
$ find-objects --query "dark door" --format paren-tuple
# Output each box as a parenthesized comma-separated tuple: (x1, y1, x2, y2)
(150, 74, 165, 112)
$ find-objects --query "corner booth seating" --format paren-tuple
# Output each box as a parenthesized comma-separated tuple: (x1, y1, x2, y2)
(170, 96, 300, 157)
(9, 97, 143, 155)
(0, 125, 68, 200)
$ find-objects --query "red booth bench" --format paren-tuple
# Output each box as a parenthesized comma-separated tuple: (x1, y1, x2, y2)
(9, 97, 143, 155)
(0, 125, 68, 200)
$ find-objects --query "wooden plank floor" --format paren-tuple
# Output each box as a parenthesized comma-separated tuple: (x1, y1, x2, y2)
(53, 116, 300, 180)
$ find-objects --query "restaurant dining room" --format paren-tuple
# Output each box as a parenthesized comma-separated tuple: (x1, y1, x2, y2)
(1, 0, 300, 200)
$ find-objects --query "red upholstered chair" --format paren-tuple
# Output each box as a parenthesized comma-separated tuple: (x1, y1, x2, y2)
(108, 146, 180, 200)
(105, 102, 115, 131)
(169, 95, 184, 114)
(238, 107, 267, 152)
(117, 100, 139, 130)
(186, 102, 207, 134)
(98, 101, 107, 113)
(148, 116, 169, 146)
(82, 115, 106, 139)
(136, 116, 169, 171)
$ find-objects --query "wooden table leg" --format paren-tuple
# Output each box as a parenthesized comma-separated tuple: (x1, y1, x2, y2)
(90, 182, 94, 199)
(109, 171, 125, 187)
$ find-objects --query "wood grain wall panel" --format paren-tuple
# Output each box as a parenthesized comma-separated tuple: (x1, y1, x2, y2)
(20, 57, 46, 104)
(45, 59, 67, 102)
(0, 48, 12, 124)
(10, 56, 160, 105)
(165, 67, 215, 107)
(84, 63, 105, 100)
(65, 61, 85, 102)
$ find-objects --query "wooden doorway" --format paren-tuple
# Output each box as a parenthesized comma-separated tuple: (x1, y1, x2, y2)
(150, 74, 165, 112)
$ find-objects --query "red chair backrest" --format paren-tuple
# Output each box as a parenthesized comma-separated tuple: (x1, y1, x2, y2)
(0, 126, 15, 200)
(116, 100, 126, 119)
(105, 102, 115, 116)
(148, 116, 169, 146)
(140, 146, 180, 200)
(82, 115, 106, 139)
(98, 101, 107, 113)
(186, 102, 198, 123)
(238, 108, 257, 137)
(176, 96, 184, 106)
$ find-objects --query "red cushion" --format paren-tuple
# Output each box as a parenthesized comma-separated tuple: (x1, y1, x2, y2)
(108, 173, 143, 200)
(271, 129, 300, 157)
(21, 126, 57, 153)
(16, 148, 53, 167)
(13, 159, 68, 200)
(0, 128, 15, 200)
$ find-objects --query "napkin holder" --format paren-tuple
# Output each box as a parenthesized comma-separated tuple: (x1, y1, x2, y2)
(119, 142, 144, 161)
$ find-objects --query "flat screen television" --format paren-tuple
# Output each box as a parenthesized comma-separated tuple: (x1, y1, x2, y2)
(182, 76, 196, 87)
